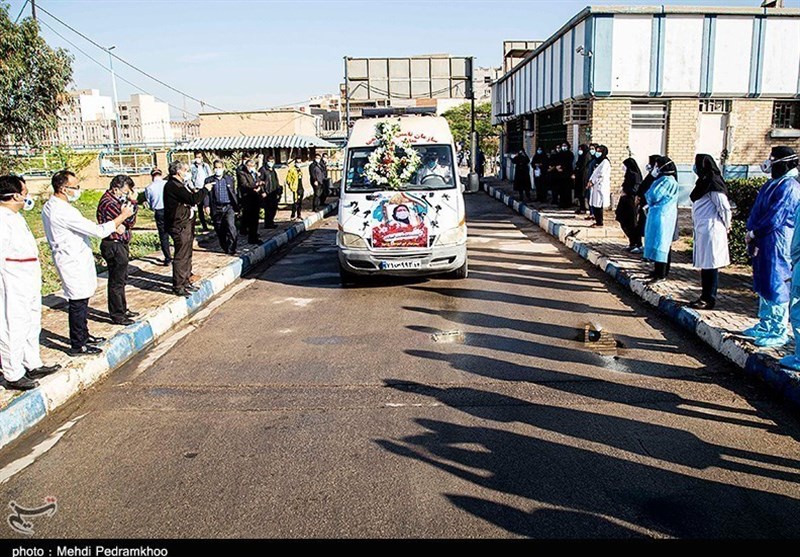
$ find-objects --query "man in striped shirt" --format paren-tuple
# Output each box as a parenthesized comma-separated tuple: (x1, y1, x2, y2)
(97, 175, 139, 326)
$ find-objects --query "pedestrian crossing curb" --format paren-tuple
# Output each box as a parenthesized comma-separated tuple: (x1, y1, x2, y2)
(482, 183, 800, 411)
(0, 202, 338, 451)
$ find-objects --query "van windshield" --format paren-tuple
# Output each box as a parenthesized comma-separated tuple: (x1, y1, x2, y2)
(345, 145, 456, 193)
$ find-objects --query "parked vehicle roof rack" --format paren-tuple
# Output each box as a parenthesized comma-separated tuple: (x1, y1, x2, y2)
(361, 107, 438, 118)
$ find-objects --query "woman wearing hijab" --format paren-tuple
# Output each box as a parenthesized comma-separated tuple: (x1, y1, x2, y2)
(573, 144, 591, 215)
(531, 147, 549, 203)
(556, 141, 575, 209)
(635, 154, 661, 251)
(643, 156, 679, 282)
(511, 150, 532, 202)
(587, 145, 611, 227)
(614, 158, 643, 251)
(688, 154, 732, 310)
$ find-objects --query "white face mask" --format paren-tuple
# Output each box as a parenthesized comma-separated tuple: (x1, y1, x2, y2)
(761, 155, 798, 174)
(195, 158, 202, 165)
(67, 189, 81, 202)
(215, 168, 224, 177)
(267, 161, 274, 168)
(651, 167, 660, 178)
(22, 195, 35, 211)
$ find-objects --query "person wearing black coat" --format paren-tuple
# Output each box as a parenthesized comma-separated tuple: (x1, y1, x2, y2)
(259, 156, 281, 229)
(635, 154, 661, 246)
(555, 141, 575, 209)
(236, 159, 263, 244)
(205, 160, 239, 255)
(511, 150, 532, 201)
(531, 147, 549, 202)
(164, 161, 212, 296)
(614, 157, 644, 251)
(309, 153, 326, 211)
(573, 144, 591, 214)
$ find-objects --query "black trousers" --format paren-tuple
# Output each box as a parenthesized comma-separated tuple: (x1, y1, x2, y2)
(241, 200, 261, 242)
(701, 268, 719, 303)
(622, 224, 642, 248)
(212, 205, 238, 254)
(263, 190, 280, 227)
(170, 225, 194, 290)
(653, 251, 673, 279)
(68, 298, 90, 349)
(559, 177, 574, 208)
(312, 183, 323, 211)
(197, 201, 209, 230)
(321, 179, 330, 205)
(153, 209, 171, 262)
(291, 188, 304, 218)
(591, 206, 604, 225)
(100, 239, 130, 321)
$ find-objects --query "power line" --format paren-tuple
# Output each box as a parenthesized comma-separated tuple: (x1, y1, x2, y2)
(38, 19, 198, 118)
(35, 3, 225, 113)
(13, 0, 30, 23)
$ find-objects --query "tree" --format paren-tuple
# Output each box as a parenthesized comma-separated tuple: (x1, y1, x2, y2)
(0, 4, 73, 149)
(442, 102, 499, 157)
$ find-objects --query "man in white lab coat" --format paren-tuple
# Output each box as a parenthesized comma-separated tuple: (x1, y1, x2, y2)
(42, 170, 134, 356)
(0, 176, 62, 390)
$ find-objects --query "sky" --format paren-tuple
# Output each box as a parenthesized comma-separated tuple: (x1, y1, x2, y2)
(6, 0, 793, 119)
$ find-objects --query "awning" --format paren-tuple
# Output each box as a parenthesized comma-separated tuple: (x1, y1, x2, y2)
(173, 135, 337, 151)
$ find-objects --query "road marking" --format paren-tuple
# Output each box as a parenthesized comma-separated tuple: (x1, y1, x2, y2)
(115, 278, 255, 386)
(384, 402, 441, 408)
(289, 272, 339, 282)
(0, 414, 86, 485)
(273, 297, 316, 308)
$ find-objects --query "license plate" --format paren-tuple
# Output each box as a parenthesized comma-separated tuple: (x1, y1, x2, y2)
(378, 260, 422, 270)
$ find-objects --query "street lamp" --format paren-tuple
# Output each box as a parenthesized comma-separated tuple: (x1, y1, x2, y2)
(107, 45, 122, 150)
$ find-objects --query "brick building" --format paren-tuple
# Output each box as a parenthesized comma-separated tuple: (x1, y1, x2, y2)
(491, 5, 800, 204)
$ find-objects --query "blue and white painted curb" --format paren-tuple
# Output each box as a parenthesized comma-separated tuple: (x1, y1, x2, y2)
(0, 202, 337, 451)
(483, 183, 800, 410)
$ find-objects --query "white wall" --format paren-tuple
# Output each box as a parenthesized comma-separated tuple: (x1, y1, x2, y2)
(712, 17, 754, 95)
(611, 15, 652, 93)
(662, 15, 704, 94)
(552, 38, 562, 105)
(573, 21, 586, 97)
(762, 17, 800, 96)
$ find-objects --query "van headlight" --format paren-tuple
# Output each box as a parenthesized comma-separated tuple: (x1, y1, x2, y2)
(436, 225, 467, 246)
(338, 231, 368, 250)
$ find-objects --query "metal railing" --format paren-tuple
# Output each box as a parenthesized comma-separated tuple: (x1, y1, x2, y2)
(99, 151, 157, 176)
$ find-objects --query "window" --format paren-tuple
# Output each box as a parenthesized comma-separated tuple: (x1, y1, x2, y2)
(99, 150, 156, 175)
(632, 102, 668, 128)
(563, 101, 589, 125)
(699, 99, 731, 114)
(344, 145, 456, 193)
(773, 101, 800, 130)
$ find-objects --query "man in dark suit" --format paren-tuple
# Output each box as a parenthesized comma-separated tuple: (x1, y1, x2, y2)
(205, 159, 239, 255)
(164, 160, 212, 297)
(309, 153, 326, 212)
(236, 159, 262, 244)
(259, 155, 281, 229)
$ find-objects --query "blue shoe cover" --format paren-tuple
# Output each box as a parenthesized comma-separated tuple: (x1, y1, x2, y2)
(742, 325, 769, 338)
(779, 355, 800, 371)
(754, 335, 789, 348)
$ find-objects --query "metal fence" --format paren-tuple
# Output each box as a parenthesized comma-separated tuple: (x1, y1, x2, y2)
(99, 151, 157, 176)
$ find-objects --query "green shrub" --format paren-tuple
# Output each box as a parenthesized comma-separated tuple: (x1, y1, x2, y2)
(728, 220, 750, 265)
(727, 177, 767, 221)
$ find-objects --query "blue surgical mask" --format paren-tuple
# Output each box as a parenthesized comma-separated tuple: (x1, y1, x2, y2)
(651, 167, 660, 178)
(692, 164, 698, 175)
(577, 150, 583, 156)
(22, 195, 35, 211)
(589, 149, 596, 156)
(536, 149, 542, 154)
(594, 152, 602, 159)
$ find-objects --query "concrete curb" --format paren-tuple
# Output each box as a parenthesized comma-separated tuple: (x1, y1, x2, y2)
(483, 183, 800, 410)
(0, 202, 338, 451)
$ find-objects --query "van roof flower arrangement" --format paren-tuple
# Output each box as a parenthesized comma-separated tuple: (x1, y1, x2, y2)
(364, 121, 421, 190)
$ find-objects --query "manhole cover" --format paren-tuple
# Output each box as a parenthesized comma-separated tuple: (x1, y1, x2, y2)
(583, 322, 617, 356)
(432, 330, 466, 344)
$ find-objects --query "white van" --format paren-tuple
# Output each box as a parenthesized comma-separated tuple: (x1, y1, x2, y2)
(337, 112, 468, 285)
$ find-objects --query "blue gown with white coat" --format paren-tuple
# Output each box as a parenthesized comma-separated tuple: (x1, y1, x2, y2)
(643, 175, 679, 264)
(746, 173, 800, 304)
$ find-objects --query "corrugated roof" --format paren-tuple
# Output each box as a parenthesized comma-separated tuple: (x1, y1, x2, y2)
(173, 135, 337, 151)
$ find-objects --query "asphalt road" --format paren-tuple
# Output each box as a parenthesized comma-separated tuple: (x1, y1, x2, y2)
(1, 193, 799, 539)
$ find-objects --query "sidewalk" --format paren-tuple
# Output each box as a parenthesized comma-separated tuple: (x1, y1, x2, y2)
(482, 178, 800, 409)
(0, 202, 337, 450)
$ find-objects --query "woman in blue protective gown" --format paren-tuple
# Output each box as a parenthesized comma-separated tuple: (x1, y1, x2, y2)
(643, 156, 679, 283)
(744, 146, 800, 348)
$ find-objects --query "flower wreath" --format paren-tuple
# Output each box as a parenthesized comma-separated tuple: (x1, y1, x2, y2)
(364, 122, 422, 190)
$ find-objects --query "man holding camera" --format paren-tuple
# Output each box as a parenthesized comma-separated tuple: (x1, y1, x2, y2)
(97, 174, 140, 326)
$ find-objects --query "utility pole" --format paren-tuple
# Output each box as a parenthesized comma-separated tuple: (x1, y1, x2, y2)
(107, 45, 122, 150)
(466, 56, 479, 193)
(344, 57, 351, 140)
(31, 0, 36, 20)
